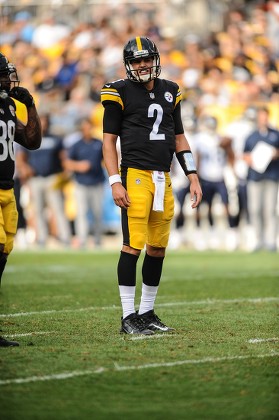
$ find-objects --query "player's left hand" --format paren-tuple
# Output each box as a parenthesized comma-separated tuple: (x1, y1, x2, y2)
(188, 174, 203, 208)
(9, 87, 34, 108)
(112, 183, 131, 209)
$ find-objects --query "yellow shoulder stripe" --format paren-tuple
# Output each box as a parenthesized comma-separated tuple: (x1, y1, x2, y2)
(100, 88, 124, 110)
(175, 89, 182, 107)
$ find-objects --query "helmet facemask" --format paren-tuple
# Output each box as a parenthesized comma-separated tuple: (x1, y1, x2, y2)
(8, 64, 20, 89)
(126, 55, 160, 83)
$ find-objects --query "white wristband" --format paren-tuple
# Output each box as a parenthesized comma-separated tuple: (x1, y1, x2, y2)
(109, 174, 122, 186)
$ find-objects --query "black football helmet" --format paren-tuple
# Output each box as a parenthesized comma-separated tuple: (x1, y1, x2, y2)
(0, 52, 20, 94)
(123, 36, 161, 83)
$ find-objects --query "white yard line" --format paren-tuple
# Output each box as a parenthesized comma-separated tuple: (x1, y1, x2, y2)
(0, 306, 119, 318)
(5, 333, 279, 342)
(0, 352, 278, 386)
(128, 333, 177, 341)
(7, 331, 55, 338)
(248, 338, 279, 344)
(0, 368, 106, 385)
(1, 297, 278, 318)
(129, 335, 279, 343)
(114, 352, 279, 371)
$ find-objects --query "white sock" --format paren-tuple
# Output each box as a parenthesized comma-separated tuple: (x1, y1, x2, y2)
(119, 285, 136, 319)
(138, 283, 158, 315)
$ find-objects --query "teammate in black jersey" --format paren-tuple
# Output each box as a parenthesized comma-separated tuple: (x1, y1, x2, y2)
(101, 37, 202, 335)
(0, 52, 42, 346)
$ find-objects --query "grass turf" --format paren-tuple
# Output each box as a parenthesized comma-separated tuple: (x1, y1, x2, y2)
(0, 250, 278, 419)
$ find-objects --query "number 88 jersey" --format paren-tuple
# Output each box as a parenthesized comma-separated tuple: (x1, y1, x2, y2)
(101, 78, 183, 172)
(0, 97, 17, 189)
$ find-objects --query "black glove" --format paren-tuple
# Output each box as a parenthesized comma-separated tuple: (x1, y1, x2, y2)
(9, 87, 34, 108)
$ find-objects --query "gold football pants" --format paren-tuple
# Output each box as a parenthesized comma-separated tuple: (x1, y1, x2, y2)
(0, 188, 18, 255)
(121, 168, 174, 250)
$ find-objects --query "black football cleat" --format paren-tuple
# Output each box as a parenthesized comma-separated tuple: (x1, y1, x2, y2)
(120, 313, 154, 335)
(0, 336, 19, 347)
(138, 310, 175, 332)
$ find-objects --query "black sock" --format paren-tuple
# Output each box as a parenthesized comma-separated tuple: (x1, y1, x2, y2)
(142, 253, 164, 287)
(117, 251, 139, 286)
(0, 254, 7, 286)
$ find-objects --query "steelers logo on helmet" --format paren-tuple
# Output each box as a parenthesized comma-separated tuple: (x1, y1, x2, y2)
(123, 36, 161, 83)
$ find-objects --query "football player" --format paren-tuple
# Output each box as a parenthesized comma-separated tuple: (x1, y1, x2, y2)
(0, 52, 42, 346)
(101, 37, 202, 334)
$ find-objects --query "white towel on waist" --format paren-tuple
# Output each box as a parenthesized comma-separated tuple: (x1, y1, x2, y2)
(152, 171, 165, 212)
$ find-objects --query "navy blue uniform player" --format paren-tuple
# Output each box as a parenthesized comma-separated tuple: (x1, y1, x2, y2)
(243, 107, 279, 251)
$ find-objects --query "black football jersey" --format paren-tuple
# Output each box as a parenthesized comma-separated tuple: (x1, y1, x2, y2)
(101, 78, 182, 171)
(0, 97, 18, 189)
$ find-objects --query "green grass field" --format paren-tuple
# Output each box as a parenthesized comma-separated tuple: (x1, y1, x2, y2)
(0, 250, 278, 420)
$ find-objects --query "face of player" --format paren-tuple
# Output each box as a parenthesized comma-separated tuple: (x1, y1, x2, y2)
(130, 57, 155, 85)
(0, 74, 11, 93)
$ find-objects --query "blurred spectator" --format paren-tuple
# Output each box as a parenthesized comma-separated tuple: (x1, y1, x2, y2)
(243, 106, 279, 252)
(224, 106, 257, 249)
(52, 86, 95, 136)
(13, 11, 34, 43)
(99, 32, 123, 80)
(31, 14, 71, 50)
(194, 115, 236, 250)
(16, 114, 71, 248)
(54, 51, 79, 101)
(267, 1, 279, 56)
(64, 118, 106, 248)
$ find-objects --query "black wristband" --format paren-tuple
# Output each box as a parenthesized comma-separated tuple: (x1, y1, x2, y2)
(176, 150, 197, 176)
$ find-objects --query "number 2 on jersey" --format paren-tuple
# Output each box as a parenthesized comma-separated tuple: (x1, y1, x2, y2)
(148, 104, 165, 141)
